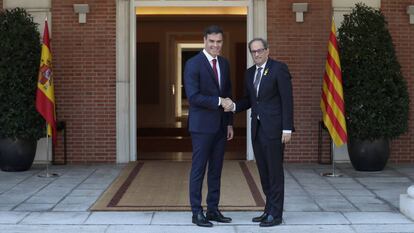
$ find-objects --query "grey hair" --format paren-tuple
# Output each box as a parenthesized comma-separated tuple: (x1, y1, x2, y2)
(248, 38, 268, 51)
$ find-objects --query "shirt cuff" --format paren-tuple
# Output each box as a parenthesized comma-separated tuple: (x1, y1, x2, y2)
(283, 130, 292, 134)
(218, 97, 221, 106)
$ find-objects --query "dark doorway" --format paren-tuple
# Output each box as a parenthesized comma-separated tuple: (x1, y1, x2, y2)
(136, 15, 247, 160)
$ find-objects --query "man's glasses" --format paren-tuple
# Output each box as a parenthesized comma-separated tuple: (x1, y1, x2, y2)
(250, 48, 266, 55)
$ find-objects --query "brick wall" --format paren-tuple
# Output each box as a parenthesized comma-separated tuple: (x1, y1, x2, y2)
(382, 0, 414, 163)
(267, 0, 332, 162)
(52, 0, 116, 163)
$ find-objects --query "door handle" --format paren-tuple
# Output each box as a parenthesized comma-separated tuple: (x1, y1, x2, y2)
(172, 84, 175, 96)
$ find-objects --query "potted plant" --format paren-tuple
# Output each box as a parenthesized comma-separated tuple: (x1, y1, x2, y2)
(338, 3, 409, 171)
(0, 8, 44, 171)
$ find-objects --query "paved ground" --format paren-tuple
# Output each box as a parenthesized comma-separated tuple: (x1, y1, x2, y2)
(0, 162, 414, 233)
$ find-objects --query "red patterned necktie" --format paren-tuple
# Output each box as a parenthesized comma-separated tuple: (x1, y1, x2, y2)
(212, 59, 219, 85)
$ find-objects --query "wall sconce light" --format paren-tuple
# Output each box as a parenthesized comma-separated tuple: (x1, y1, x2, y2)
(408, 5, 414, 25)
(73, 4, 90, 24)
(292, 3, 308, 23)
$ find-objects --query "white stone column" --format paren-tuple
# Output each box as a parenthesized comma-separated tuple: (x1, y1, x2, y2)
(245, 0, 266, 161)
(400, 185, 414, 221)
(116, 0, 132, 163)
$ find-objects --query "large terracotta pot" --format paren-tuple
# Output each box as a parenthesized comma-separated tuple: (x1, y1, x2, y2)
(0, 138, 37, 172)
(348, 138, 389, 171)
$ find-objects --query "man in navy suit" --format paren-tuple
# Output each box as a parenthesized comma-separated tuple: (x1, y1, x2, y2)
(224, 38, 294, 227)
(184, 25, 234, 227)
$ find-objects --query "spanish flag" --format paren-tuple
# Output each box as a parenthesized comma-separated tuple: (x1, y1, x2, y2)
(36, 19, 57, 144)
(320, 17, 347, 146)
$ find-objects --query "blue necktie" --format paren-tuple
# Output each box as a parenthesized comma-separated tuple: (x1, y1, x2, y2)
(253, 67, 263, 96)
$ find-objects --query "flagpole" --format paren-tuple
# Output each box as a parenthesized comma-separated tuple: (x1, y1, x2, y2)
(319, 16, 345, 178)
(38, 124, 59, 178)
(321, 141, 342, 177)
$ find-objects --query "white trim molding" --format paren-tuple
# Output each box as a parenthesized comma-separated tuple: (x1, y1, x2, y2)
(3, 0, 51, 9)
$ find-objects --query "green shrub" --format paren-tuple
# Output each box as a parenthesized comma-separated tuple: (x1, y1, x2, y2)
(0, 8, 44, 140)
(338, 3, 409, 141)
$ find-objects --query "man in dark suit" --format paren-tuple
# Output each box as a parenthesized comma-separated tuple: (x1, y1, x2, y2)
(184, 25, 234, 228)
(224, 38, 294, 227)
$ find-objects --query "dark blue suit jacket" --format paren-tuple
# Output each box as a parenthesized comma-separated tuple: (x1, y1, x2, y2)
(236, 58, 294, 139)
(184, 52, 233, 133)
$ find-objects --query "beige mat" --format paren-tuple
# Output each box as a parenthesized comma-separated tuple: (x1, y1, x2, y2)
(91, 161, 265, 211)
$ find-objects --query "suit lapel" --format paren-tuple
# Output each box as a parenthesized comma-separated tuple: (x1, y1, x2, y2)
(201, 52, 220, 89)
(257, 59, 272, 99)
(218, 56, 225, 89)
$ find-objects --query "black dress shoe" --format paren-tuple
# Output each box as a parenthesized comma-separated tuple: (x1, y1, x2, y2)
(252, 212, 268, 222)
(192, 212, 213, 227)
(259, 214, 282, 227)
(206, 210, 232, 223)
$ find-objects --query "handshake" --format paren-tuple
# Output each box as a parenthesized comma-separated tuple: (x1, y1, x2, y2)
(220, 97, 235, 112)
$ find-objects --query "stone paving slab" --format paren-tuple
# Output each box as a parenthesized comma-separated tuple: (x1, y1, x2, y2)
(150, 211, 263, 226)
(85, 212, 153, 225)
(70, 189, 106, 196)
(59, 196, 99, 205)
(0, 211, 29, 224)
(355, 203, 395, 212)
(14, 203, 55, 211)
(106, 225, 237, 233)
(343, 212, 413, 224)
(52, 203, 91, 211)
(150, 211, 192, 225)
(25, 194, 65, 204)
(0, 194, 28, 204)
(284, 200, 321, 211)
(0, 204, 15, 211)
(352, 224, 414, 233)
(283, 212, 350, 225)
(21, 212, 90, 224)
(2, 223, 414, 233)
(0, 225, 108, 233)
(236, 225, 356, 233)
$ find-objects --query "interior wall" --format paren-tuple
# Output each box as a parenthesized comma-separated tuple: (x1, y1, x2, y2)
(136, 15, 247, 127)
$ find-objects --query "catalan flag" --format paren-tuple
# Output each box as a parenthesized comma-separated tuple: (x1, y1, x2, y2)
(36, 19, 57, 144)
(320, 17, 347, 146)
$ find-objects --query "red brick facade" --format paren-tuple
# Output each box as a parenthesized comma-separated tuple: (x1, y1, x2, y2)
(39, 0, 414, 163)
(52, 0, 117, 163)
(267, 0, 332, 162)
(382, 0, 414, 162)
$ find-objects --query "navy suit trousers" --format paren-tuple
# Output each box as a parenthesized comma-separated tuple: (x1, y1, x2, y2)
(189, 128, 226, 215)
(253, 121, 285, 218)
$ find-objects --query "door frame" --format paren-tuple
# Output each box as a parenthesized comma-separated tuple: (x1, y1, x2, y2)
(176, 43, 204, 118)
(115, 0, 267, 162)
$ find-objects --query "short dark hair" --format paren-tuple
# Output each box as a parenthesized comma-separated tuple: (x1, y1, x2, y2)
(248, 38, 268, 51)
(203, 25, 223, 38)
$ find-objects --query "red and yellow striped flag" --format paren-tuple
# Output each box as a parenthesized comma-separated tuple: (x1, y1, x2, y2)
(36, 19, 57, 144)
(320, 18, 347, 146)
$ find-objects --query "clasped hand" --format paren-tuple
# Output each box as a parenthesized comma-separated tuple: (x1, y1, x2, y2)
(220, 97, 234, 112)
